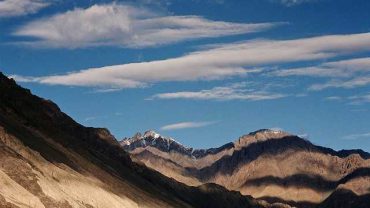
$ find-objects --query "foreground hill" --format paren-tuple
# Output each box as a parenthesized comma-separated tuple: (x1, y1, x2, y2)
(0, 72, 269, 208)
(121, 130, 370, 208)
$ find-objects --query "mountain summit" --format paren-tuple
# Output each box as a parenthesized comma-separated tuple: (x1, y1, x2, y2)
(121, 130, 179, 152)
(121, 130, 235, 159)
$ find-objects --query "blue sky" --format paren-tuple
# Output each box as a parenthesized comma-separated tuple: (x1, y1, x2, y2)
(1, 0, 370, 151)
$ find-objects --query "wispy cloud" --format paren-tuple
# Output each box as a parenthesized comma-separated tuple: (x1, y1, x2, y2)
(150, 82, 286, 101)
(13, 3, 278, 48)
(309, 76, 370, 91)
(348, 93, 370, 105)
(324, 92, 370, 105)
(274, 0, 318, 6)
(325, 96, 343, 101)
(84, 116, 97, 122)
(272, 57, 370, 91)
(0, 0, 49, 17)
(160, 121, 217, 130)
(9, 74, 41, 82)
(342, 132, 370, 140)
(11, 33, 370, 90)
(274, 57, 370, 78)
(91, 88, 126, 93)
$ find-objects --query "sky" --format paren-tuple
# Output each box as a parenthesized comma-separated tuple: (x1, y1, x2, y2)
(1, 0, 370, 151)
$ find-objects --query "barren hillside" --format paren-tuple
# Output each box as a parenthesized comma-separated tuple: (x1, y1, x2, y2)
(0, 72, 265, 208)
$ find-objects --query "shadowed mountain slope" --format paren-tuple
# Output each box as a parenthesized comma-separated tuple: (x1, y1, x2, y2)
(0, 72, 269, 208)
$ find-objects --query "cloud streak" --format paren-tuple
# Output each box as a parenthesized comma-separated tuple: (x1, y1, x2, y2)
(11, 32, 370, 89)
(150, 82, 286, 101)
(349, 93, 370, 105)
(324, 92, 370, 105)
(161, 121, 217, 130)
(13, 33, 370, 90)
(275, 0, 318, 6)
(14, 3, 278, 48)
(274, 57, 370, 78)
(309, 76, 370, 91)
(0, 0, 49, 17)
(342, 132, 370, 140)
(272, 57, 370, 91)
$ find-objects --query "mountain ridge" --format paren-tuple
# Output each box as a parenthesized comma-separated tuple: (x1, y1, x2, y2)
(122, 128, 370, 207)
(121, 129, 370, 160)
(121, 130, 236, 159)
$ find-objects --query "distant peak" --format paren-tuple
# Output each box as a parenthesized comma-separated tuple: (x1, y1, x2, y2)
(121, 130, 235, 159)
(120, 130, 176, 148)
(143, 130, 161, 139)
(233, 129, 293, 149)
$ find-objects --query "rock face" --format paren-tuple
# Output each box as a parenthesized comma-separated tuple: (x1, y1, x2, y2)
(0, 72, 265, 208)
(121, 130, 370, 208)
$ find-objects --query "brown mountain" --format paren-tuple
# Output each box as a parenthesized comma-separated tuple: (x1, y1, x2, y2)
(121, 129, 370, 208)
(0, 72, 274, 208)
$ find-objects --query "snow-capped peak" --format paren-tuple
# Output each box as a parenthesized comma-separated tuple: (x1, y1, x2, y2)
(143, 130, 160, 139)
(121, 130, 235, 159)
(120, 130, 173, 150)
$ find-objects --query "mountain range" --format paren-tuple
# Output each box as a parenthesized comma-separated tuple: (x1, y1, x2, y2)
(0, 72, 369, 208)
(121, 129, 370, 208)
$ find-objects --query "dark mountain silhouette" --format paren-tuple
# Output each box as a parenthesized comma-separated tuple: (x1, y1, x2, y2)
(317, 188, 370, 208)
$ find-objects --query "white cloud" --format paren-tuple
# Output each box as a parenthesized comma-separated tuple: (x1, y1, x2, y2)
(11, 32, 370, 89)
(150, 82, 287, 101)
(323, 93, 370, 105)
(160, 121, 217, 130)
(9, 74, 41, 82)
(342, 132, 370, 140)
(276, 0, 317, 6)
(274, 57, 370, 78)
(13, 3, 278, 48)
(0, 0, 49, 17)
(348, 93, 370, 105)
(274, 66, 352, 78)
(91, 88, 128, 93)
(325, 96, 343, 101)
(309, 76, 370, 91)
(272, 57, 370, 91)
(84, 116, 97, 122)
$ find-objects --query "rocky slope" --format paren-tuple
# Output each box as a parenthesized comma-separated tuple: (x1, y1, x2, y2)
(121, 130, 370, 207)
(0, 72, 270, 208)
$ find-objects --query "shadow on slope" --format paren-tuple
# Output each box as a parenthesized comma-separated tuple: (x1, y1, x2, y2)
(188, 136, 369, 181)
(317, 188, 370, 208)
(243, 167, 370, 191)
(257, 196, 317, 208)
(244, 174, 337, 192)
